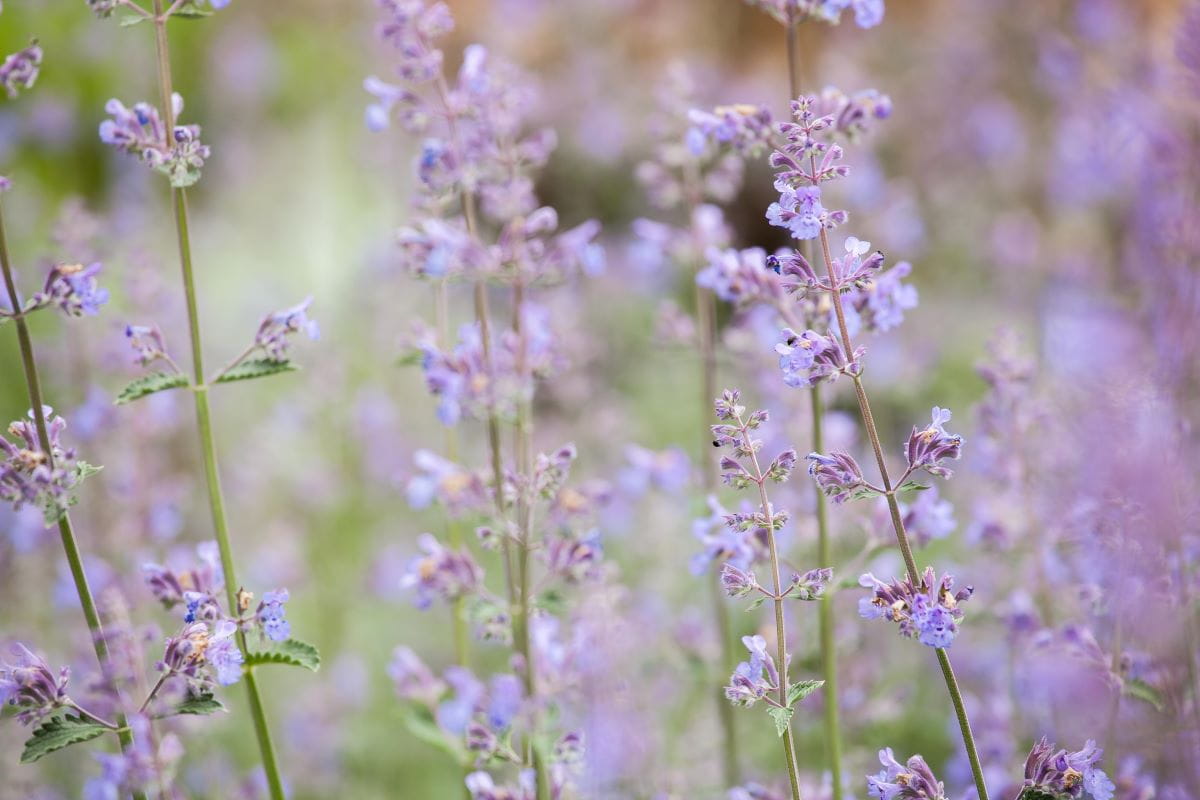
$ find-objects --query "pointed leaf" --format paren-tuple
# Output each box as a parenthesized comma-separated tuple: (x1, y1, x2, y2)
(171, 692, 226, 717)
(895, 480, 931, 494)
(119, 14, 147, 26)
(115, 372, 189, 405)
(1123, 677, 1164, 712)
(745, 596, 767, 612)
(766, 705, 793, 737)
(786, 679, 824, 707)
(215, 358, 298, 385)
(20, 715, 107, 763)
(244, 638, 320, 672)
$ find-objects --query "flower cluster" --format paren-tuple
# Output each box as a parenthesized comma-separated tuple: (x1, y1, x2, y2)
(1018, 737, 1116, 800)
(142, 541, 224, 620)
(687, 103, 775, 157)
(157, 619, 243, 687)
(805, 451, 868, 503)
(724, 635, 781, 707)
(1, 40, 42, 99)
(775, 327, 863, 388)
(123, 324, 172, 368)
(904, 407, 964, 479)
(254, 297, 321, 362)
(744, 0, 884, 29)
(0, 644, 70, 725)
(697, 246, 786, 308)
(25, 263, 110, 317)
(0, 409, 95, 524)
(98, 94, 211, 188)
(866, 748, 947, 800)
(405, 449, 489, 513)
(401, 532, 484, 609)
(858, 566, 973, 648)
(84, 715, 183, 800)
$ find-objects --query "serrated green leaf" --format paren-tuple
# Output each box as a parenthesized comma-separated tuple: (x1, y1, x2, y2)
(745, 596, 767, 612)
(215, 358, 298, 385)
(115, 372, 189, 405)
(244, 638, 320, 672)
(400, 707, 468, 765)
(766, 705, 793, 737)
(1124, 677, 1164, 712)
(171, 692, 226, 717)
(170, 1, 213, 18)
(896, 480, 931, 494)
(75, 461, 103, 480)
(1017, 789, 1062, 800)
(786, 679, 824, 707)
(20, 715, 107, 763)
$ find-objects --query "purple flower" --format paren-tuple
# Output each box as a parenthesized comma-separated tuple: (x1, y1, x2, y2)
(1, 41, 43, 99)
(720, 562, 758, 598)
(0, 408, 93, 524)
(99, 95, 210, 188)
(697, 246, 784, 307)
(888, 485, 955, 547)
(785, 567, 833, 601)
(256, 589, 291, 642)
(124, 324, 172, 367)
(158, 619, 242, 686)
(254, 297, 320, 361)
(0, 643, 70, 725)
(388, 646, 445, 706)
(859, 566, 973, 648)
(0, 175, 10, 193)
(866, 748, 945, 800)
(686, 104, 774, 156)
(724, 634, 779, 707)
(141, 540, 223, 616)
(486, 674, 523, 729)
(405, 449, 488, 514)
(401, 533, 483, 609)
(805, 451, 867, 504)
(619, 444, 691, 496)
(904, 407, 964, 479)
(437, 666, 484, 735)
(767, 185, 826, 240)
(776, 327, 862, 388)
(1020, 737, 1115, 800)
(207, 620, 244, 686)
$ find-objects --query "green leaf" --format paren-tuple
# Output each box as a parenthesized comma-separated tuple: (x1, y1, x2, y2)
(745, 596, 767, 612)
(21, 715, 107, 764)
(115, 372, 189, 405)
(244, 638, 320, 672)
(536, 588, 566, 616)
(170, 1, 213, 18)
(400, 707, 468, 765)
(75, 461, 103, 481)
(1124, 677, 1164, 712)
(766, 705, 793, 737)
(215, 358, 298, 385)
(119, 14, 147, 26)
(786, 679, 824, 707)
(171, 692, 226, 717)
(1017, 789, 1062, 800)
(895, 480, 931, 494)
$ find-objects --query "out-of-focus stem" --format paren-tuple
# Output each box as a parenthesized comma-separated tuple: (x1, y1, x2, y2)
(785, 17, 844, 799)
(813, 224, 990, 800)
(150, 5, 285, 798)
(693, 208, 741, 786)
(0, 201, 143, 798)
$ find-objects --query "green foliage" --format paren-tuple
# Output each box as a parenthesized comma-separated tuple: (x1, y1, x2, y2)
(115, 372, 189, 405)
(786, 680, 824, 707)
(766, 706, 793, 737)
(171, 692, 227, 717)
(245, 638, 321, 672)
(20, 715, 107, 764)
(215, 358, 298, 384)
(399, 707, 468, 765)
(1124, 677, 1164, 712)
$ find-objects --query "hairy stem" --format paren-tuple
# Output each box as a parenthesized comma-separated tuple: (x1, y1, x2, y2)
(813, 226, 990, 800)
(785, 17, 844, 798)
(0, 199, 144, 797)
(150, 5, 285, 798)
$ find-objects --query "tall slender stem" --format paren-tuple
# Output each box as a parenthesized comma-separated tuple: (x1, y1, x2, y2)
(745, 416, 803, 800)
(0, 199, 144, 799)
(693, 202, 741, 787)
(149, 5, 285, 798)
(813, 225, 990, 800)
(785, 19, 844, 798)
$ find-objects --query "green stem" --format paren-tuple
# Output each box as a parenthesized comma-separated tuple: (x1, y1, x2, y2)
(149, 5, 286, 798)
(811, 386, 843, 800)
(814, 227, 990, 800)
(0, 199, 144, 797)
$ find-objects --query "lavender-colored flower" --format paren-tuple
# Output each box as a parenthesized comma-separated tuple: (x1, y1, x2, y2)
(542, 530, 604, 583)
(0, 175, 10, 193)
(1, 40, 42, 99)
(785, 567, 833, 601)
(687, 104, 774, 156)
(724, 634, 779, 707)
(158, 618, 241, 686)
(99, 95, 211, 188)
(206, 619, 244, 686)
(0, 408, 94, 524)
(888, 485, 955, 547)
(1020, 737, 1116, 800)
(859, 566, 973, 648)
(904, 407, 964, 479)
(619, 444, 691, 495)
(83, 715, 182, 800)
(465, 771, 533, 800)
(843, 259, 918, 334)
(776, 327, 863, 388)
(437, 665, 484, 735)
(124, 324, 172, 367)
(86, 0, 119, 17)
(254, 297, 320, 361)
(30, 263, 110, 317)
(402, 532, 484, 609)
(405, 449, 489, 514)
(697, 246, 785, 307)
(0, 643, 70, 724)
(720, 562, 759, 598)
(866, 748, 946, 800)
(744, 0, 885, 28)
(256, 589, 291, 642)
(767, 185, 827, 241)
(691, 495, 764, 574)
(388, 646, 445, 706)
(142, 540, 224, 616)
(815, 86, 893, 138)
(806, 451, 867, 503)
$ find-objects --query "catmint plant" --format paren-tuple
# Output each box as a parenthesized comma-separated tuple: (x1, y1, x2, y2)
(88, 1, 322, 798)
(711, 389, 827, 799)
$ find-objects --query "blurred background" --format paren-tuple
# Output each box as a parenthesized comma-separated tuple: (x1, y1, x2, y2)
(2, 0, 1198, 797)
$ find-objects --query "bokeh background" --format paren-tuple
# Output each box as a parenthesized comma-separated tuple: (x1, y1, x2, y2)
(2, 0, 1199, 797)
